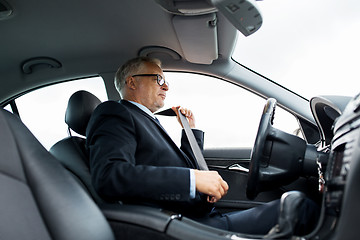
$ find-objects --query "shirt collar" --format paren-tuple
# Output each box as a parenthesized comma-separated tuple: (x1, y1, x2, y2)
(128, 101, 156, 119)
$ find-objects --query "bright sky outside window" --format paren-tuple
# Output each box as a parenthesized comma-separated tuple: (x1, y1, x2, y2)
(232, 0, 360, 99)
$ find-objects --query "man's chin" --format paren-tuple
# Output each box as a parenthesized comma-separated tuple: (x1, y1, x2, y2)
(158, 100, 165, 108)
(152, 102, 165, 112)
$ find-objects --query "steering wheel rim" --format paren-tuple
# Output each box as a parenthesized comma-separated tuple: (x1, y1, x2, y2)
(246, 98, 277, 200)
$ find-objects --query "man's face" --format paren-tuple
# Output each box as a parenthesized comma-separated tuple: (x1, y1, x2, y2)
(131, 62, 168, 112)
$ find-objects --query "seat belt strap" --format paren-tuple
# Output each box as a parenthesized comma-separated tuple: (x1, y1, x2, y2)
(155, 108, 209, 170)
(177, 109, 209, 171)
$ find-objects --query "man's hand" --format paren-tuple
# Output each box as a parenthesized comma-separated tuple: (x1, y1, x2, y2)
(172, 106, 196, 128)
(194, 170, 229, 203)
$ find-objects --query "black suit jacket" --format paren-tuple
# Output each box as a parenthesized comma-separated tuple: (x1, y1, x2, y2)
(86, 100, 212, 216)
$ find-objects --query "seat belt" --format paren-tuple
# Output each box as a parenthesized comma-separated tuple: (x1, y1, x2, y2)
(155, 108, 209, 170)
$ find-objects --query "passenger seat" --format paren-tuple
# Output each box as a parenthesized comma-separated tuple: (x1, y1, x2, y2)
(49, 90, 104, 203)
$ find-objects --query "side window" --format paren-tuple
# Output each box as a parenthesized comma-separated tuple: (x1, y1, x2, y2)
(3, 104, 12, 113)
(158, 72, 301, 149)
(273, 107, 304, 139)
(14, 77, 108, 149)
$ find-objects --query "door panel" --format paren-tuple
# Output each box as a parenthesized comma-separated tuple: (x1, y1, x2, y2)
(204, 148, 283, 210)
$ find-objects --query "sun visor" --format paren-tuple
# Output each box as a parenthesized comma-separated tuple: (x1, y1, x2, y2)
(154, 0, 262, 37)
(211, 0, 262, 36)
(172, 13, 218, 64)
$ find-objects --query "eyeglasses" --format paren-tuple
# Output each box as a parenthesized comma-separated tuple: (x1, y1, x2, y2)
(132, 74, 169, 87)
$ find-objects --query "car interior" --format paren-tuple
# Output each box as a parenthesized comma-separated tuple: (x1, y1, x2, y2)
(1, 0, 360, 239)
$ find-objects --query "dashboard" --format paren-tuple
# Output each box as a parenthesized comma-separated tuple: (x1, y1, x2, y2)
(311, 93, 360, 239)
(310, 96, 352, 147)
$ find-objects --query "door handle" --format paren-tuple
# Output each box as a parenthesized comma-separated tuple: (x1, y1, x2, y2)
(228, 164, 249, 173)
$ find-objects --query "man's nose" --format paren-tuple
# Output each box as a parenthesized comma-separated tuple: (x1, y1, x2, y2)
(161, 82, 169, 91)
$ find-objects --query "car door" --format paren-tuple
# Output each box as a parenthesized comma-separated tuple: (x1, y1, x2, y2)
(2, 77, 108, 150)
(159, 72, 304, 210)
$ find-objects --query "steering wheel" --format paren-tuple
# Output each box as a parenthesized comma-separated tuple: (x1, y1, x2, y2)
(246, 98, 277, 200)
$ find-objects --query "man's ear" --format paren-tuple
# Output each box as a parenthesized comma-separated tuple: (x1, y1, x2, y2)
(126, 76, 137, 90)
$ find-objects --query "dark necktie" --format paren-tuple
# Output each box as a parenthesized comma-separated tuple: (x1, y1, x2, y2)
(154, 117, 161, 125)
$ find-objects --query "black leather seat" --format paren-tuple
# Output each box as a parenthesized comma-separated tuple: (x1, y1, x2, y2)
(0, 108, 114, 240)
(49, 90, 103, 203)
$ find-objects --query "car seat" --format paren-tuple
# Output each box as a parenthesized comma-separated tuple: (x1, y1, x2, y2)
(0, 108, 114, 240)
(49, 90, 104, 203)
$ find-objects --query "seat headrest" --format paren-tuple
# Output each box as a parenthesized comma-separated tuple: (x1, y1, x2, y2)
(65, 90, 101, 136)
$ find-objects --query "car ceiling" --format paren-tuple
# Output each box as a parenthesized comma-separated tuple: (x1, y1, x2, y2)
(0, 0, 239, 102)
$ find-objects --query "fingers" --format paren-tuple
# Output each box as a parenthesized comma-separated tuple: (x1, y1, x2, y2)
(180, 107, 193, 119)
(209, 174, 228, 202)
(171, 106, 196, 128)
(221, 177, 229, 194)
(194, 170, 229, 203)
(172, 106, 192, 117)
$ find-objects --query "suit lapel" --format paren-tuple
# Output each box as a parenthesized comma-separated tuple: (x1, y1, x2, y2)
(121, 100, 197, 169)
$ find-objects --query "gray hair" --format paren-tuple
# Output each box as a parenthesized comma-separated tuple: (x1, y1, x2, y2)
(114, 57, 162, 96)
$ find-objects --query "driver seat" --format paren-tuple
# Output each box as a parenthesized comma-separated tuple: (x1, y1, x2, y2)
(0, 108, 114, 240)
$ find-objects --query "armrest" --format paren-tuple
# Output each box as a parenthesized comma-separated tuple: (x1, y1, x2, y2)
(99, 204, 181, 232)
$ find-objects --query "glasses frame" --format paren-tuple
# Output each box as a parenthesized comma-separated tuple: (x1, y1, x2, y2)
(132, 74, 168, 87)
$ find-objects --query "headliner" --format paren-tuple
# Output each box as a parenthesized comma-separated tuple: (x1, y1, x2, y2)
(0, 0, 238, 101)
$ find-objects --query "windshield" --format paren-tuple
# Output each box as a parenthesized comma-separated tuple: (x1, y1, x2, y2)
(232, 0, 360, 100)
